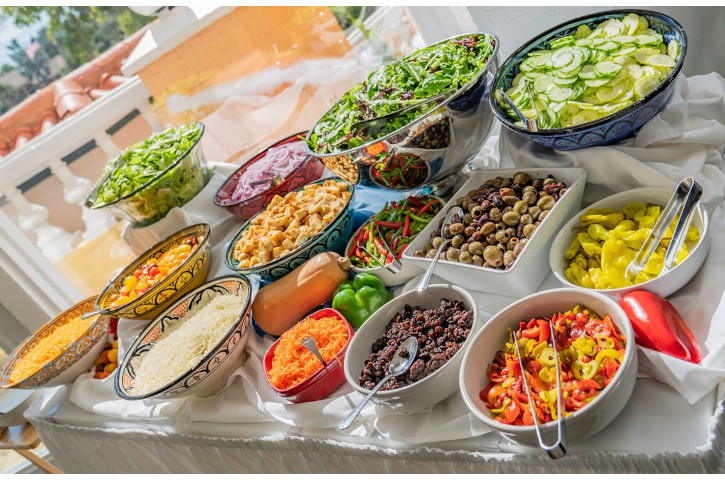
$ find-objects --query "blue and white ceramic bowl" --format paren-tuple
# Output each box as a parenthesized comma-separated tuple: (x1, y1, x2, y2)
(490, 9, 687, 150)
(224, 178, 355, 279)
(115, 275, 252, 400)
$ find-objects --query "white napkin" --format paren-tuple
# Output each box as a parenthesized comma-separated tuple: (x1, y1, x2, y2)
(499, 73, 725, 404)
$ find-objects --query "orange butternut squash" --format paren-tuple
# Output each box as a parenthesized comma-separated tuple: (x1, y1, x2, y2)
(252, 252, 350, 336)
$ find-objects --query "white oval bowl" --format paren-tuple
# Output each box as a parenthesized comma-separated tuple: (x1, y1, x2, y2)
(459, 288, 637, 447)
(402, 168, 587, 297)
(549, 187, 710, 299)
(344, 283, 479, 412)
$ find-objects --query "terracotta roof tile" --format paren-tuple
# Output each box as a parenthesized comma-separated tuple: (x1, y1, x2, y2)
(0, 24, 152, 156)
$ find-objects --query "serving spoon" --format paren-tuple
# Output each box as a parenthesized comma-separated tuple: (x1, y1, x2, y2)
(416, 206, 464, 291)
(301, 336, 327, 366)
(338, 336, 418, 430)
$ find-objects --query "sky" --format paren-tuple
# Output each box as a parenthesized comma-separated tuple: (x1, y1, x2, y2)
(0, 16, 46, 67)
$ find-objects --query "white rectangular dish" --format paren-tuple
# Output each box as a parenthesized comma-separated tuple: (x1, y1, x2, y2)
(402, 167, 587, 297)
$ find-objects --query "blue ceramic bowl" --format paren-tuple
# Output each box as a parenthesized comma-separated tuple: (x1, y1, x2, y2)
(490, 9, 687, 150)
(224, 178, 354, 279)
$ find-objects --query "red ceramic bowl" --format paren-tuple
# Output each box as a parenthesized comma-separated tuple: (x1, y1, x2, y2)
(214, 131, 325, 220)
(263, 308, 354, 403)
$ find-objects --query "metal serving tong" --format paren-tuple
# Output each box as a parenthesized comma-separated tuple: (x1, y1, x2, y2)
(513, 320, 566, 459)
(350, 89, 455, 140)
(497, 88, 539, 133)
(357, 224, 402, 274)
(625, 177, 702, 282)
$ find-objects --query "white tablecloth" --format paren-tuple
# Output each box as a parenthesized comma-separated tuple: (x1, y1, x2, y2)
(25, 73, 725, 473)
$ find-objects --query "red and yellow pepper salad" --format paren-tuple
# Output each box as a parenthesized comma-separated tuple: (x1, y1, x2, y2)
(481, 305, 626, 426)
(109, 235, 202, 308)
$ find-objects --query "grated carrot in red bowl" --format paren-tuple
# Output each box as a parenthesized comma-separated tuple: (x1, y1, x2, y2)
(267, 315, 349, 391)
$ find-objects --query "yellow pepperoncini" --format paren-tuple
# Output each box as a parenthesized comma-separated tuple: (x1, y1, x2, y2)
(538, 367, 552, 383)
(686, 225, 700, 243)
(601, 231, 632, 288)
(578, 232, 602, 256)
(613, 219, 638, 233)
(595, 348, 623, 365)
(587, 256, 601, 269)
(565, 236, 581, 260)
(572, 337, 597, 356)
(623, 228, 651, 250)
(571, 360, 599, 379)
(539, 347, 557, 367)
(589, 267, 603, 288)
(587, 224, 610, 242)
(521, 337, 535, 357)
(596, 335, 615, 350)
(531, 341, 547, 359)
(580, 209, 625, 229)
(566, 263, 594, 289)
(573, 253, 589, 270)
(623, 202, 645, 220)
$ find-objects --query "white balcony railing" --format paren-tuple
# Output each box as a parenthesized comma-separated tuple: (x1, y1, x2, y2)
(0, 77, 152, 330)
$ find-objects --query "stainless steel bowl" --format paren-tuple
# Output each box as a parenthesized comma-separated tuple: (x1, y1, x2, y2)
(309, 32, 500, 192)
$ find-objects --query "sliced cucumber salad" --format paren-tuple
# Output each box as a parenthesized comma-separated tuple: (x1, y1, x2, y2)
(498, 13, 680, 130)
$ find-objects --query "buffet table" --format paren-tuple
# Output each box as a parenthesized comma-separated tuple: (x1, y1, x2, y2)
(20, 72, 725, 473)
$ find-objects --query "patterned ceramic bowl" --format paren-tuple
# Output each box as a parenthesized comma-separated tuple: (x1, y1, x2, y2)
(224, 178, 355, 279)
(213, 131, 325, 220)
(0, 296, 109, 389)
(490, 9, 686, 150)
(95, 223, 212, 320)
(115, 275, 252, 400)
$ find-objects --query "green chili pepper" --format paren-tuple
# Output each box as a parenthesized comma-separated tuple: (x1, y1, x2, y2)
(332, 273, 392, 329)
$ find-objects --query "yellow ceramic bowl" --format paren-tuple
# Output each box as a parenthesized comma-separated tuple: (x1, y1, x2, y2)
(95, 223, 212, 320)
(0, 295, 109, 389)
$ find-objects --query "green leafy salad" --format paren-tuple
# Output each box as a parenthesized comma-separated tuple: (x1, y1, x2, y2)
(90, 123, 208, 225)
(309, 34, 495, 154)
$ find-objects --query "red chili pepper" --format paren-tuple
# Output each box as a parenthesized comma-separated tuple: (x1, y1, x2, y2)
(363, 228, 370, 243)
(618, 290, 702, 363)
(373, 237, 388, 256)
(504, 399, 521, 423)
(375, 220, 404, 229)
(407, 196, 423, 207)
(403, 215, 410, 238)
(521, 325, 541, 339)
(392, 236, 400, 250)
(536, 319, 551, 344)
(397, 243, 408, 259)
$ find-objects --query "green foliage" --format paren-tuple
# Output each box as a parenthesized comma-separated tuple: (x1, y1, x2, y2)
(0, 83, 25, 114)
(1, 6, 154, 70)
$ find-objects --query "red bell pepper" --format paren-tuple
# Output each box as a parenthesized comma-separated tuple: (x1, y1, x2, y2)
(618, 290, 702, 364)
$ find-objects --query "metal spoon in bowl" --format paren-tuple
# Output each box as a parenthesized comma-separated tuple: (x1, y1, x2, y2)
(301, 336, 327, 366)
(338, 336, 418, 431)
(416, 206, 464, 291)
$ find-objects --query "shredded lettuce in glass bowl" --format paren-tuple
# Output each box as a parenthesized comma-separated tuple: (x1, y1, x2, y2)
(85, 122, 210, 226)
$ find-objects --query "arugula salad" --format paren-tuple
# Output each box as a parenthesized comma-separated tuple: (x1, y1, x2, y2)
(309, 34, 496, 154)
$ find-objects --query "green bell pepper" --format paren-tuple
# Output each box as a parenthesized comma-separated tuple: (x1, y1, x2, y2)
(332, 272, 392, 329)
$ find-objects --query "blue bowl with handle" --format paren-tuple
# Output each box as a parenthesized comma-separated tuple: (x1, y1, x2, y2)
(490, 9, 686, 150)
